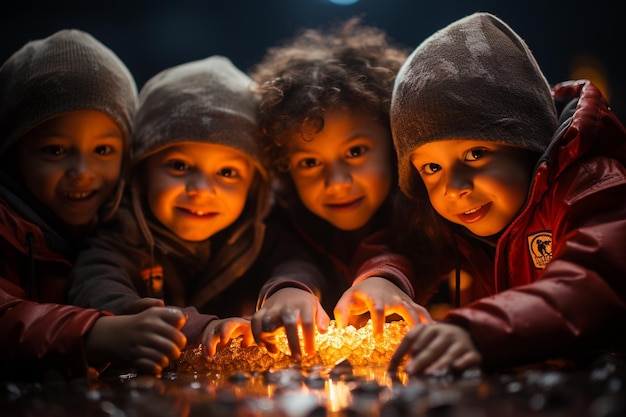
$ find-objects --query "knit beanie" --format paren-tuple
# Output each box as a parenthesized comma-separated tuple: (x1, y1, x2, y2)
(131, 55, 264, 177)
(0, 29, 137, 158)
(391, 12, 558, 199)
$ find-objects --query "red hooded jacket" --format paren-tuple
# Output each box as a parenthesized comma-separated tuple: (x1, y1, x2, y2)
(0, 187, 105, 380)
(442, 80, 626, 369)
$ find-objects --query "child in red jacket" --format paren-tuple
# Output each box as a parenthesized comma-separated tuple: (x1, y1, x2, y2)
(0, 29, 186, 380)
(389, 12, 626, 375)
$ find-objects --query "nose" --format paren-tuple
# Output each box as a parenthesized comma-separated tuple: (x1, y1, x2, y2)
(186, 172, 216, 197)
(67, 153, 95, 181)
(444, 165, 473, 199)
(324, 161, 352, 193)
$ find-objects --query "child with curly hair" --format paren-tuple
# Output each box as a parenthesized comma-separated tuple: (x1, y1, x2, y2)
(249, 18, 431, 359)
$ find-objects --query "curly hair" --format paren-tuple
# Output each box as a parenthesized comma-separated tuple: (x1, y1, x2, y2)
(249, 17, 409, 173)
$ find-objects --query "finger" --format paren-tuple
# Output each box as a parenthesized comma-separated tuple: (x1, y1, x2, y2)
(240, 327, 255, 349)
(153, 318, 187, 350)
(252, 311, 280, 353)
(260, 332, 279, 354)
(131, 343, 172, 371)
(365, 297, 385, 337)
(281, 308, 302, 360)
(384, 301, 420, 328)
(207, 330, 220, 358)
(452, 350, 482, 371)
(333, 298, 348, 329)
(300, 308, 316, 355)
(388, 325, 423, 371)
(133, 357, 163, 376)
(125, 298, 165, 314)
(406, 331, 448, 375)
(261, 311, 282, 333)
(251, 309, 267, 343)
(415, 304, 433, 324)
(160, 307, 186, 329)
(315, 306, 330, 334)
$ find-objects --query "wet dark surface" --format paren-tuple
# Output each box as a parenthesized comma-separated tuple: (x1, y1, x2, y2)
(2, 353, 625, 417)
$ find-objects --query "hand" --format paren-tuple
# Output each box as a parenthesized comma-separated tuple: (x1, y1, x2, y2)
(388, 322, 482, 376)
(121, 297, 165, 314)
(334, 277, 432, 336)
(202, 317, 254, 358)
(251, 288, 330, 360)
(85, 307, 187, 375)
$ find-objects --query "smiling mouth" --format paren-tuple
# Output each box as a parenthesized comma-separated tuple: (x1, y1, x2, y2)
(178, 208, 217, 217)
(457, 202, 491, 223)
(63, 191, 96, 201)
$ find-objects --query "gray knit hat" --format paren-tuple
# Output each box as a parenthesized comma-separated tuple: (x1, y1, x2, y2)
(391, 12, 558, 198)
(131, 55, 264, 177)
(0, 29, 137, 158)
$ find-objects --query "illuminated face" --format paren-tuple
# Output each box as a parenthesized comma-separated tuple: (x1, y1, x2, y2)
(287, 109, 393, 231)
(17, 110, 124, 227)
(410, 140, 536, 237)
(144, 143, 254, 242)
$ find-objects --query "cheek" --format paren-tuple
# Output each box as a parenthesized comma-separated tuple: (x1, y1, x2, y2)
(99, 159, 124, 182)
(146, 178, 173, 215)
(291, 175, 318, 203)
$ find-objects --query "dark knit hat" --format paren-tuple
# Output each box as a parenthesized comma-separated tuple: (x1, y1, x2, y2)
(0, 29, 137, 158)
(391, 12, 558, 198)
(131, 55, 264, 177)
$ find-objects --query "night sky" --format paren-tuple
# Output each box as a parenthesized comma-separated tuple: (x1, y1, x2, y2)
(2, 0, 624, 121)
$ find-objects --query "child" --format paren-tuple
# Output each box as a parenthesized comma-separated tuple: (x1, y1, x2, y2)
(0, 29, 186, 380)
(68, 55, 271, 358)
(389, 12, 626, 375)
(249, 18, 431, 359)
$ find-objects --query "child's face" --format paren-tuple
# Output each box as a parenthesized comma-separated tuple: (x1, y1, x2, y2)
(410, 140, 536, 237)
(144, 143, 254, 242)
(287, 109, 393, 231)
(17, 110, 124, 226)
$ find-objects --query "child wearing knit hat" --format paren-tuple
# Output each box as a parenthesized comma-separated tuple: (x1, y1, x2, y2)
(249, 18, 432, 360)
(69, 55, 272, 359)
(389, 12, 626, 374)
(0, 29, 187, 379)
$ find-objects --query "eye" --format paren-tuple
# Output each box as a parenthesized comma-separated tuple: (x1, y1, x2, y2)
(345, 145, 368, 159)
(420, 163, 442, 175)
(218, 167, 240, 178)
(297, 157, 321, 169)
(166, 159, 190, 173)
(94, 145, 114, 156)
(41, 145, 65, 158)
(465, 148, 488, 161)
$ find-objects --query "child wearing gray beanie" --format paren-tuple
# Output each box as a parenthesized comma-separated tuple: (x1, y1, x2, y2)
(0, 29, 187, 380)
(69, 55, 272, 359)
(389, 13, 626, 374)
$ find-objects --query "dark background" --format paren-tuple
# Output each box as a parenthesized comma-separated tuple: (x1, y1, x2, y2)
(2, 0, 624, 121)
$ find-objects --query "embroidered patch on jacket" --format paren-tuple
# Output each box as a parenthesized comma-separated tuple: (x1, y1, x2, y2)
(140, 265, 164, 294)
(527, 231, 553, 269)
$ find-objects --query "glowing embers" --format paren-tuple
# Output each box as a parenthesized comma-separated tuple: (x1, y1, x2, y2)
(176, 320, 409, 373)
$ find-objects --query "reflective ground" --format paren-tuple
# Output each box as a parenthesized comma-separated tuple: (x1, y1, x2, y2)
(2, 352, 625, 417)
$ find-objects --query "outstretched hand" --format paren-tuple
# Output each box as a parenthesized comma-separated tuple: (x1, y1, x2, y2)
(202, 317, 254, 358)
(86, 306, 187, 375)
(388, 322, 482, 375)
(251, 288, 330, 360)
(334, 277, 432, 336)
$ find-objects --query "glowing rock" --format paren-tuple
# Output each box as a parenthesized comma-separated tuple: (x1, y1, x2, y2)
(174, 320, 409, 373)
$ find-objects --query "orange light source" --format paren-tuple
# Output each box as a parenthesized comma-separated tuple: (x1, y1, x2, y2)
(176, 320, 410, 373)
